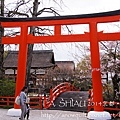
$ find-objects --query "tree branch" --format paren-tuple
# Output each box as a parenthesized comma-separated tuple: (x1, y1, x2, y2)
(8, 11, 29, 17)
(37, 7, 60, 16)
(100, 42, 108, 51)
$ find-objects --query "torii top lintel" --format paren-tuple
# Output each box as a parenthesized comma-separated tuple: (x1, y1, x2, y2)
(1, 9, 120, 44)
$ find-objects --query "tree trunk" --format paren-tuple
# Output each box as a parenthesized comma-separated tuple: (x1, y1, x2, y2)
(0, 0, 4, 79)
(0, 28, 4, 79)
(112, 74, 119, 100)
(25, 0, 39, 86)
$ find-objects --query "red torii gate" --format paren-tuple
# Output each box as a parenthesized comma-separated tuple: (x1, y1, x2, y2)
(1, 10, 120, 114)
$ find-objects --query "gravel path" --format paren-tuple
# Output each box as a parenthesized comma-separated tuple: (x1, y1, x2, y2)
(0, 109, 88, 120)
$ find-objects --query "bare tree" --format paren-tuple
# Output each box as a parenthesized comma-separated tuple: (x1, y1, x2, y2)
(3, 0, 72, 86)
(100, 41, 120, 99)
(73, 40, 120, 99)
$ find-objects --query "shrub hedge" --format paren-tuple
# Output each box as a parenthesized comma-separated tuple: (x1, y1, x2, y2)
(0, 79, 15, 96)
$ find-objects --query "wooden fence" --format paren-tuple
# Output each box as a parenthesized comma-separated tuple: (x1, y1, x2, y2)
(0, 96, 42, 109)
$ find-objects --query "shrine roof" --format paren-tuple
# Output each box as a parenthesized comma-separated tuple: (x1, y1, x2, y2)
(3, 50, 55, 69)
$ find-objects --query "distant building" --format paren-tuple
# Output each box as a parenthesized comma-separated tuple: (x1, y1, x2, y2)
(3, 50, 55, 79)
(3, 50, 75, 94)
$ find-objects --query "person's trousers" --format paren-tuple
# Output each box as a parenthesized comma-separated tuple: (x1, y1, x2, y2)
(24, 110, 30, 119)
(20, 104, 27, 120)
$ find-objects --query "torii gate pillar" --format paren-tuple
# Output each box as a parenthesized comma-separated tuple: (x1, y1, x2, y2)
(15, 25, 28, 108)
(90, 22, 103, 111)
(87, 22, 111, 119)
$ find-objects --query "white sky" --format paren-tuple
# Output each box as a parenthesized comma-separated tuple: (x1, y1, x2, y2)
(62, 0, 120, 15)
(40, 0, 120, 63)
(4, 0, 120, 64)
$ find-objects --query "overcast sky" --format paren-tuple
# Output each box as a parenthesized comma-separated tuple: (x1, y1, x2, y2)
(62, 0, 120, 15)
(41, 0, 120, 63)
(5, 0, 120, 64)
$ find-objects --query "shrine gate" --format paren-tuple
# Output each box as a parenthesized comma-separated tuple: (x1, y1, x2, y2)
(1, 9, 120, 119)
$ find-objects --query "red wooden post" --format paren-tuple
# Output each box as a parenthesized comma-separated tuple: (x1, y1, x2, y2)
(90, 22, 103, 111)
(50, 88, 53, 101)
(7, 97, 9, 106)
(39, 96, 43, 110)
(14, 25, 28, 109)
(44, 95, 47, 109)
(54, 25, 61, 36)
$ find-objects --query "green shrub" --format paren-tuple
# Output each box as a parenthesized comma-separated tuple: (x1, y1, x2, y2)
(73, 79, 92, 91)
(103, 83, 114, 101)
(0, 79, 15, 96)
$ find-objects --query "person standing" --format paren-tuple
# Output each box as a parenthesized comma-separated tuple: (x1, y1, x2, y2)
(24, 103, 30, 120)
(24, 96, 30, 120)
(19, 86, 28, 120)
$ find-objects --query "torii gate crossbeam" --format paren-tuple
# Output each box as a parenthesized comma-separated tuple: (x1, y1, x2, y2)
(1, 10, 120, 115)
